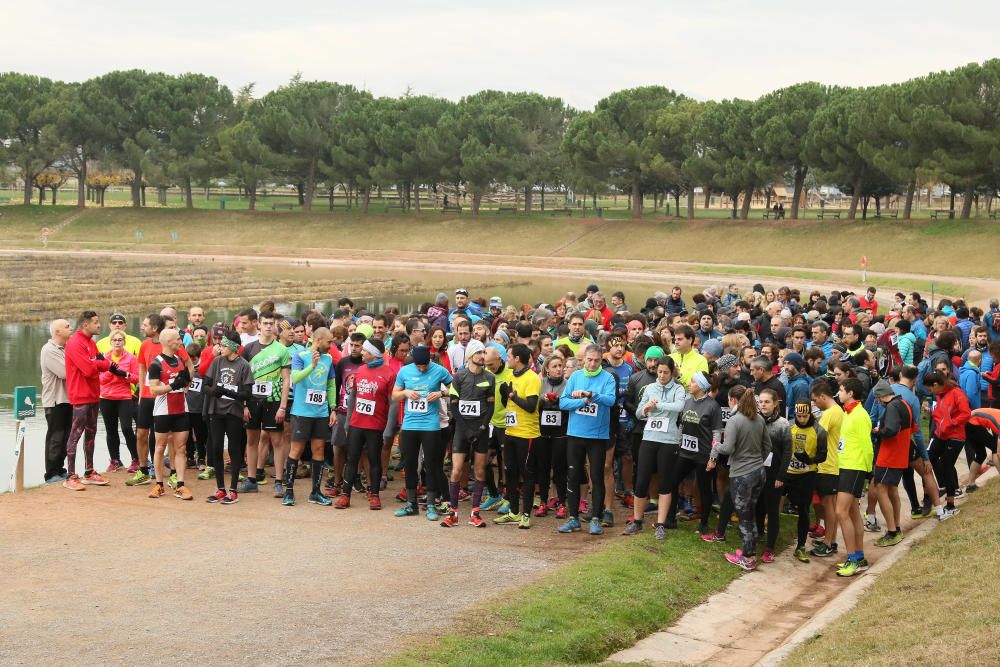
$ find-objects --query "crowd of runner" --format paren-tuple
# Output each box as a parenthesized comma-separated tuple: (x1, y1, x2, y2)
(39, 284, 1000, 575)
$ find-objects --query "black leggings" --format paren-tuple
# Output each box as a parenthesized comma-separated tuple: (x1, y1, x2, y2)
(929, 438, 965, 498)
(344, 426, 383, 497)
(755, 468, 781, 552)
(188, 412, 208, 462)
(400, 429, 444, 503)
(503, 435, 537, 515)
(635, 440, 678, 497)
(535, 434, 567, 505)
(209, 414, 245, 491)
(99, 398, 136, 463)
(668, 456, 713, 531)
(784, 472, 816, 548)
(567, 437, 609, 519)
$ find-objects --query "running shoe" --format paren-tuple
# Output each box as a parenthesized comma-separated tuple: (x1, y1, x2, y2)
(547, 497, 558, 511)
(558, 517, 582, 533)
(125, 470, 151, 486)
(654, 523, 667, 541)
(82, 471, 110, 486)
(297, 463, 311, 479)
(836, 559, 862, 577)
(127, 460, 139, 474)
(237, 478, 258, 493)
(148, 484, 166, 499)
(794, 547, 810, 563)
(534, 503, 548, 518)
(440, 511, 458, 527)
(856, 558, 870, 572)
(256, 471, 266, 484)
(760, 550, 775, 564)
(699, 531, 725, 543)
(221, 491, 240, 505)
(469, 512, 486, 528)
(623, 520, 643, 536)
(725, 550, 757, 571)
(781, 504, 799, 516)
(380, 476, 388, 491)
(458, 489, 471, 503)
(920, 504, 935, 518)
(426, 506, 441, 521)
(198, 467, 215, 480)
(394, 489, 407, 502)
(965, 484, 978, 494)
(273, 481, 284, 498)
(910, 508, 927, 519)
(518, 513, 532, 529)
(334, 495, 350, 509)
(494, 511, 519, 525)
(323, 486, 342, 498)
(953, 488, 965, 499)
(808, 524, 826, 539)
(394, 502, 418, 517)
(497, 499, 511, 515)
(207, 489, 227, 503)
(368, 494, 382, 510)
(168, 473, 178, 490)
(282, 490, 295, 506)
(483, 495, 506, 512)
(104, 460, 124, 473)
(63, 474, 85, 491)
(589, 517, 602, 535)
(555, 503, 568, 519)
(809, 542, 835, 558)
(875, 532, 903, 547)
(174, 485, 193, 500)
(186, 457, 197, 470)
(579, 499, 589, 516)
(601, 509, 614, 528)
(435, 501, 452, 514)
(353, 475, 366, 494)
(384, 470, 394, 481)
(623, 493, 634, 509)
(939, 507, 960, 521)
(308, 492, 333, 507)
(197, 458, 206, 471)
(863, 515, 881, 533)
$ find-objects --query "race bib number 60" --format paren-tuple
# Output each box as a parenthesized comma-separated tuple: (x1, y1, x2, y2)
(648, 417, 669, 432)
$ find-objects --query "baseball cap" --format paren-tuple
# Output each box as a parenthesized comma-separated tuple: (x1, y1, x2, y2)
(455, 288, 469, 297)
(489, 296, 503, 308)
(109, 313, 126, 324)
(586, 284, 599, 294)
(211, 323, 226, 339)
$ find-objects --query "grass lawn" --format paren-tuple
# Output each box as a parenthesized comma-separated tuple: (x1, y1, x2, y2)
(781, 480, 1000, 667)
(385, 520, 794, 667)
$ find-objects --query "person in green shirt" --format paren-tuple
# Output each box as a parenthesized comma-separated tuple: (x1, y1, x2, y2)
(834, 378, 874, 577)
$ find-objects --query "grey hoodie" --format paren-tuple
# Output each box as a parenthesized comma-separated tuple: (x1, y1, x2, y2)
(712, 411, 773, 478)
(638, 379, 686, 444)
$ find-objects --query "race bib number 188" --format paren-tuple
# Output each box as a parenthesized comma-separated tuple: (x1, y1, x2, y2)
(305, 389, 326, 406)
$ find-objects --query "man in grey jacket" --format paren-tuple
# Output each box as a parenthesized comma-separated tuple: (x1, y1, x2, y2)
(41, 319, 73, 483)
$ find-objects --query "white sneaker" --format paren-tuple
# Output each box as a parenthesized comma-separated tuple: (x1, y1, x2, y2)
(863, 514, 881, 532)
(938, 507, 960, 521)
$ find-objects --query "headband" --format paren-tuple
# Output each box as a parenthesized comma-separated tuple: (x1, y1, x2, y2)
(692, 372, 711, 393)
(220, 337, 240, 353)
(362, 339, 382, 358)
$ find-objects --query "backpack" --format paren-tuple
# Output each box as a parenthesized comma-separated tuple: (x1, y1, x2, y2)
(875, 329, 902, 378)
(988, 311, 1000, 334)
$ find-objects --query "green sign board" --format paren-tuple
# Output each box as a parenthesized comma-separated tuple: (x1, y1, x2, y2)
(13, 386, 36, 419)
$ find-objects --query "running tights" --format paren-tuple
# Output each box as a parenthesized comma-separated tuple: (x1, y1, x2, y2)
(566, 437, 608, 519)
(209, 415, 245, 491)
(66, 403, 99, 476)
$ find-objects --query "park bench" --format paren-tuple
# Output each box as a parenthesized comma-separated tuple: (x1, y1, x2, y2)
(271, 202, 297, 211)
(930, 209, 953, 219)
(440, 204, 463, 213)
(816, 210, 842, 220)
(546, 207, 573, 216)
(873, 210, 898, 219)
(496, 206, 518, 215)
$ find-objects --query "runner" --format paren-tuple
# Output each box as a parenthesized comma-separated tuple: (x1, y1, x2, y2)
(669, 325, 709, 388)
(339, 337, 396, 511)
(757, 388, 790, 564)
(494, 343, 542, 528)
(925, 370, 970, 518)
(146, 329, 193, 500)
(482, 345, 514, 512)
(392, 345, 453, 519)
(603, 333, 634, 527)
(558, 344, 618, 536)
(96, 312, 141, 358)
(202, 330, 253, 504)
(834, 378, 874, 577)
(282, 327, 337, 507)
(330, 332, 366, 497)
(808, 379, 843, 558)
(870, 380, 915, 547)
(537, 354, 570, 519)
(63, 311, 114, 490)
(784, 401, 828, 562)
(41, 318, 72, 484)
(554, 312, 591, 356)
(442, 339, 494, 527)
(98, 330, 139, 472)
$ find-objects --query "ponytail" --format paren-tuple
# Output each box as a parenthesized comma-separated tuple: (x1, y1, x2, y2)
(729, 384, 758, 419)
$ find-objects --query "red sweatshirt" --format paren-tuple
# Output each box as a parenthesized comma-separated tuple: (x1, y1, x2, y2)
(99, 350, 139, 400)
(932, 384, 971, 441)
(65, 329, 111, 404)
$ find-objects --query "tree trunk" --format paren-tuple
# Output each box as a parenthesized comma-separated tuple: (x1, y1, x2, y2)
(739, 188, 753, 220)
(673, 192, 681, 217)
(297, 182, 305, 206)
(363, 188, 371, 213)
(404, 182, 412, 210)
(472, 191, 482, 215)
(303, 161, 316, 212)
(98, 187, 106, 207)
(847, 177, 862, 220)
(960, 184, 974, 219)
(22, 168, 33, 205)
(328, 187, 334, 211)
(248, 186, 257, 211)
(540, 182, 546, 211)
(414, 184, 421, 212)
(38, 186, 44, 205)
(141, 186, 147, 207)
(184, 177, 193, 209)
(592, 193, 597, 210)
(948, 189, 955, 219)
(903, 178, 916, 220)
(764, 188, 772, 212)
(631, 178, 641, 218)
(130, 167, 142, 207)
(77, 159, 87, 208)
(791, 167, 806, 219)
(687, 189, 695, 219)
(703, 189, 711, 209)
(524, 186, 532, 213)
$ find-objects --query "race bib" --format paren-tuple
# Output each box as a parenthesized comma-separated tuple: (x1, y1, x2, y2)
(407, 398, 428, 414)
(541, 410, 562, 427)
(789, 457, 809, 471)
(305, 389, 326, 406)
(458, 400, 481, 417)
(355, 397, 376, 415)
(575, 402, 598, 417)
(252, 380, 273, 397)
(720, 406, 732, 422)
(647, 417, 669, 433)
(837, 438, 845, 453)
(681, 434, 699, 452)
(222, 383, 238, 393)
(763, 452, 774, 467)
(504, 411, 518, 427)
(188, 378, 202, 393)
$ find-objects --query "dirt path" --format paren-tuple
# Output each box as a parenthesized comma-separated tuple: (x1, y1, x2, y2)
(0, 473, 604, 666)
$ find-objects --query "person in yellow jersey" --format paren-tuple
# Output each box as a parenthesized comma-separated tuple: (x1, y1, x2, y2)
(97, 313, 142, 358)
(784, 401, 828, 563)
(669, 325, 709, 389)
(481, 346, 514, 512)
(834, 378, 874, 577)
(554, 312, 593, 357)
(809, 378, 843, 558)
(494, 343, 542, 528)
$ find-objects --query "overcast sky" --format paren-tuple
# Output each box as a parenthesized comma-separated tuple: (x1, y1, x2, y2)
(6, 1, 999, 109)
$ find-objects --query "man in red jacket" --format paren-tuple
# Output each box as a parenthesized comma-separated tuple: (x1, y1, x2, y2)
(64, 311, 114, 490)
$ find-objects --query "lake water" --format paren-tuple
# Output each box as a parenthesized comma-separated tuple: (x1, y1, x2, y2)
(0, 267, 667, 492)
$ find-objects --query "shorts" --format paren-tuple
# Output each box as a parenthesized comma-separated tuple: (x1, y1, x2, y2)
(246, 400, 281, 432)
(453, 422, 488, 456)
(814, 472, 838, 497)
(612, 423, 633, 456)
(838, 468, 868, 498)
(331, 413, 349, 447)
(291, 415, 332, 442)
(873, 466, 905, 487)
(137, 397, 155, 429)
(968, 423, 998, 453)
(154, 413, 190, 434)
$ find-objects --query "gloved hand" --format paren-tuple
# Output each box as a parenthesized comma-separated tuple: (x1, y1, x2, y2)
(794, 451, 812, 465)
(95, 352, 105, 361)
(175, 368, 191, 386)
(109, 362, 128, 378)
(499, 382, 512, 402)
(213, 384, 228, 398)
